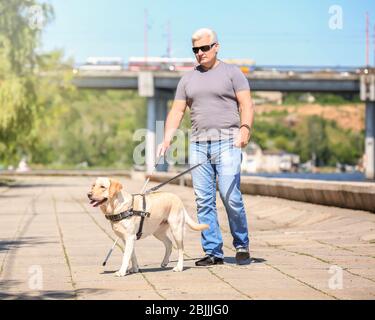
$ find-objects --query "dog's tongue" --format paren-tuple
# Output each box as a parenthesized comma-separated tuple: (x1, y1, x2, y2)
(90, 200, 100, 207)
(90, 198, 107, 207)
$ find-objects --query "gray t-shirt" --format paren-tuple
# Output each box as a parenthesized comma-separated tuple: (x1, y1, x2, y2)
(175, 61, 250, 141)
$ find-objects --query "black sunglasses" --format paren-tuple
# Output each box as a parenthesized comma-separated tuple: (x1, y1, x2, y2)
(192, 43, 216, 54)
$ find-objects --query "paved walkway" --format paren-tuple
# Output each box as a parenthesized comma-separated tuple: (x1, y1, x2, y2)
(0, 176, 375, 300)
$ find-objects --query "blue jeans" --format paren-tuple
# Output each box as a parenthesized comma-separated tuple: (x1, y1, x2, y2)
(189, 139, 249, 259)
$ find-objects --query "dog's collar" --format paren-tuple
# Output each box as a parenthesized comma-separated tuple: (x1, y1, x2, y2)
(105, 193, 150, 240)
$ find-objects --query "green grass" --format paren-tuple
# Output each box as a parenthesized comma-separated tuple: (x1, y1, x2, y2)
(283, 93, 361, 105)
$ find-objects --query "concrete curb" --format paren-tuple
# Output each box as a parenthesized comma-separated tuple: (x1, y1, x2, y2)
(2, 170, 373, 212)
(147, 172, 375, 213)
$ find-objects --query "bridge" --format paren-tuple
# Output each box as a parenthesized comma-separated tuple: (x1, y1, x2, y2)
(72, 69, 375, 180)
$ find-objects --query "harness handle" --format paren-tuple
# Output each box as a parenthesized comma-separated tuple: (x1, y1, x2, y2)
(136, 194, 147, 240)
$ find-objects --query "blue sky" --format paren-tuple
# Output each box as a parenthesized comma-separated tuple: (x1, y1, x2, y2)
(42, 0, 375, 66)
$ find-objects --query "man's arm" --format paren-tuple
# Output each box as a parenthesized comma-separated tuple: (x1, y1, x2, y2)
(234, 90, 254, 148)
(157, 100, 187, 156)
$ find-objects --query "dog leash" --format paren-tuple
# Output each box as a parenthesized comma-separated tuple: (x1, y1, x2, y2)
(143, 151, 221, 194)
(101, 147, 229, 267)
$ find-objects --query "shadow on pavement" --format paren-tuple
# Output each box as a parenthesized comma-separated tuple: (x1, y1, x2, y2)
(7, 183, 76, 189)
(0, 194, 32, 199)
(224, 256, 266, 265)
(0, 283, 108, 300)
(101, 266, 193, 274)
(0, 237, 55, 252)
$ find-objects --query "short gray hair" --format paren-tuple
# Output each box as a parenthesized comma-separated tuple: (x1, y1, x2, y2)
(191, 28, 218, 44)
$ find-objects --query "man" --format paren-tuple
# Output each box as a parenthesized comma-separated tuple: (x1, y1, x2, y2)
(157, 28, 254, 266)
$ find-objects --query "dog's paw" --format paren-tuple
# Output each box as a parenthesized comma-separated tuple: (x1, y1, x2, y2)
(115, 270, 127, 277)
(161, 262, 169, 269)
(173, 266, 183, 272)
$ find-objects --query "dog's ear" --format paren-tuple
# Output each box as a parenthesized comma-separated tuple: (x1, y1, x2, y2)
(109, 179, 123, 199)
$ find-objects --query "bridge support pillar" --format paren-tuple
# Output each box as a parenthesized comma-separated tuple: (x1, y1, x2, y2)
(139, 71, 171, 173)
(365, 102, 375, 180)
(146, 97, 156, 174)
(155, 95, 169, 172)
(360, 73, 375, 180)
(145, 96, 170, 173)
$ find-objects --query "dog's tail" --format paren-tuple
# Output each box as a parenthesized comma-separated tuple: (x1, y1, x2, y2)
(183, 207, 209, 231)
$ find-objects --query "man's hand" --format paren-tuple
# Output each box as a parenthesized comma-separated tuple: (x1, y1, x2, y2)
(234, 126, 251, 148)
(157, 140, 171, 157)
(157, 100, 187, 158)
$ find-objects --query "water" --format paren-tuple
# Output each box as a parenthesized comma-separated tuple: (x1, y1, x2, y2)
(243, 171, 371, 182)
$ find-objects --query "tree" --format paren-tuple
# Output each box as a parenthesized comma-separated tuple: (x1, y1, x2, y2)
(0, 0, 53, 165)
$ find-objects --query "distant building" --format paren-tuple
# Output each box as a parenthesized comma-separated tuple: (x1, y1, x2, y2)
(128, 57, 256, 73)
(75, 57, 124, 72)
(241, 143, 263, 173)
(241, 143, 300, 173)
(128, 57, 195, 72)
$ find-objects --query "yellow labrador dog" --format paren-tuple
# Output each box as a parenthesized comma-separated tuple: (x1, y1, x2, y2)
(87, 177, 208, 276)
